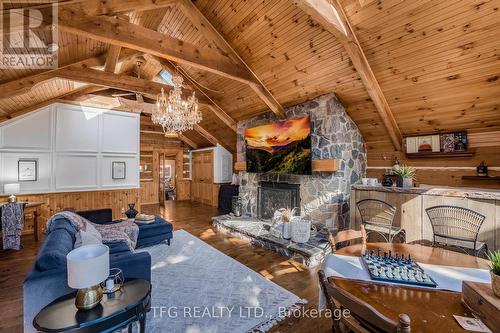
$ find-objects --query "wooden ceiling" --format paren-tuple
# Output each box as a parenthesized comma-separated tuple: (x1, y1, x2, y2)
(0, 0, 499, 155)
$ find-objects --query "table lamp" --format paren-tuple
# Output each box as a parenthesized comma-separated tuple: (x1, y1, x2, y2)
(67, 244, 110, 310)
(4, 183, 20, 203)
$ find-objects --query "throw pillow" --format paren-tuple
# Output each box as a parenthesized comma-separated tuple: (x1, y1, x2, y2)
(74, 221, 102, 248)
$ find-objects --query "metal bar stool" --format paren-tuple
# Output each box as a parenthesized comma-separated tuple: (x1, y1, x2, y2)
(425, 205, 487, 257)
(356, 199, 405, 243)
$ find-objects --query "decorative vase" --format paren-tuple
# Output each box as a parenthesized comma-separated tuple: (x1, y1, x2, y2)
(491, 272, 500, 298)
(232, 196, 242, 217)
(477, 161, 488, 177)
(402, 178, 413, 188)
(282, 223, 291, 240)
(291, 216, 311, 243)
(125, 203, 138, 218)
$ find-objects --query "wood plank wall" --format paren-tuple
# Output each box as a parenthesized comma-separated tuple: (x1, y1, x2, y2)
(367, 134, 500, 189)
(0, 188, 141, 225)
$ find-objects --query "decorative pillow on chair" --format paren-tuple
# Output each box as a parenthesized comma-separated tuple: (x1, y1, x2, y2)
(74, 221, 102, 248)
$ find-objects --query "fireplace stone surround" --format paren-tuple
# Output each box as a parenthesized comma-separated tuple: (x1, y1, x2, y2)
(237, 93, 367, 230)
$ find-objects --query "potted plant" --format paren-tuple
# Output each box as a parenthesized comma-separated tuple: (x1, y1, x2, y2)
(393, 165, 416, 188)
(487, 250, 500, 297)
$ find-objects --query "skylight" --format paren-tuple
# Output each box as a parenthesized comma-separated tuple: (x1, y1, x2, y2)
(157, 69, 174, 86)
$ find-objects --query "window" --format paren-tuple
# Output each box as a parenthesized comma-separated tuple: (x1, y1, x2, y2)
(157, 69, 174, 86)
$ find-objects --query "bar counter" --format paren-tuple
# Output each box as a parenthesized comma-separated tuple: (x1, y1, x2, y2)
(350, 185, 500, 250)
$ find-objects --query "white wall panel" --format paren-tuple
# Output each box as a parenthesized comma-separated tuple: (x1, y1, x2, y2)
(102, 112, 139, 154)
(0, 103, 140, 194)
(1, 152, 52, 192)
(1, 107, 51, 150)
(101, 155, 139, 188)
(56, 105, 99, 152)
(55, 155, 98, 190)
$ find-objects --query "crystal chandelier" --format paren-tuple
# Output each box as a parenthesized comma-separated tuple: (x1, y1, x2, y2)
(152, 74, 201, 133)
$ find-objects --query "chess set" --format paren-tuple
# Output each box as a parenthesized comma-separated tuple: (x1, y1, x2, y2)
(361, 248, 438, 288)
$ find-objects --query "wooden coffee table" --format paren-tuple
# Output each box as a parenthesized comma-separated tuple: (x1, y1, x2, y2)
(331, 243, 490, 332)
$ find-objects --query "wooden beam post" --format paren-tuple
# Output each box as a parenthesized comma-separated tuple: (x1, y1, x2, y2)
(193, 124, 218, 146)
(178, 134, 198, 149)
(57, 7, 255, 84)
(0, 49, 139, 99)
(176, 0, 285, 117)
(104, 46, 122, 73)
(0, 56, 104, 99)
(55, 64, 211, 104)
(0, 85, 99, 122)
(291, 0, 403, 151)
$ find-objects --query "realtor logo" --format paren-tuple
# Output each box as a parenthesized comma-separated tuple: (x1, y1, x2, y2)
(0, 0, 58, 69)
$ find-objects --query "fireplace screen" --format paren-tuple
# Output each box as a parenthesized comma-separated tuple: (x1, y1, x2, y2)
(258, 182, 300, 220)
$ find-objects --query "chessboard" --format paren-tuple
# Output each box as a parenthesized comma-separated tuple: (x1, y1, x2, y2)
(361, 248, 438, 288)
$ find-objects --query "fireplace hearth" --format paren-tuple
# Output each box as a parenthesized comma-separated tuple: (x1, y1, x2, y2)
(258, 181, 300, 220)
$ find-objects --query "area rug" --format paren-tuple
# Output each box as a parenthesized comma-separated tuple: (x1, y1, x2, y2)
(138, 229, 306, 333)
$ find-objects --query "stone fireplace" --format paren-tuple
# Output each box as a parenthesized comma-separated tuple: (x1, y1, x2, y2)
(237, 93, 367, 230)
(258, 182, 301, 220)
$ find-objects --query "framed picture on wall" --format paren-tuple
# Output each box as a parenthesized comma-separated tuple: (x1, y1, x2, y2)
(18, 159, 38, 181)
(112, 162, 126, 180)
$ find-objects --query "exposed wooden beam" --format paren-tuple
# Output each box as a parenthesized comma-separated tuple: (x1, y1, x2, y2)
(104, 46, 122, 73)
(0, 85, 98, 123)
(58, 8, 255, 84)
(1, 0, 176, 34)
(193, 124, 218, 146)
(55, 64, 211, 104)
(0, 49, 139, 99)
(82, 0, 177, 16)
(178, 133, 198, 149)
(143, 54, 237, 132)
(0, 56, 104, 99)
(291, 0, 403, 151)
(177, 0, 285, 117)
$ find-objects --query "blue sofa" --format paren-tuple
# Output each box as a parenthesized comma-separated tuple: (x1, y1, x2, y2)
(23, 213, 152, 333)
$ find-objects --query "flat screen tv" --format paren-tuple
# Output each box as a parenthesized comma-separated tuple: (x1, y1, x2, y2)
(245, 116, 312, 175)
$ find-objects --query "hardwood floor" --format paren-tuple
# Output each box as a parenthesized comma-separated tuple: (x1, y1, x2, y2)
(0, 200, 331, 333)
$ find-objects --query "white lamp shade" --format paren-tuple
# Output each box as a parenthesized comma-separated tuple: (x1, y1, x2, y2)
(67, 244, 109, 289)
(4, 183, 20, 195)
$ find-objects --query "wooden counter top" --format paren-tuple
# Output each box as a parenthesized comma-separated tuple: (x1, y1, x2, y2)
(352, 185, 500, 201)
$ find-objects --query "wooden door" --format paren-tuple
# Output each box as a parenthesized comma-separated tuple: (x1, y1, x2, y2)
(191, 151, 214, 205)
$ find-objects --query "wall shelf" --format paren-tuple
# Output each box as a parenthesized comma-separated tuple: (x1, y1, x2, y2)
(405, 150, 474, 159)
(234, 159, 340, 172)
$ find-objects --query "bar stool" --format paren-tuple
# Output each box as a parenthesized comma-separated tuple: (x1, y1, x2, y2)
(356, 199, 405, 243)
(425, 205, 487, 257)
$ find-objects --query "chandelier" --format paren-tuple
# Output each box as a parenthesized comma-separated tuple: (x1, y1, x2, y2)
(152, 74, 201, 133)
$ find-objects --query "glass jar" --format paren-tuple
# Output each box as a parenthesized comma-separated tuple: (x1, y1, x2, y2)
(232, 196, 242, 217)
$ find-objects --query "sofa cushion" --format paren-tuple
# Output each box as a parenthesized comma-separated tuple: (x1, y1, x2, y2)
(35, 228, 75, 271)
(75, 221, 102, 248)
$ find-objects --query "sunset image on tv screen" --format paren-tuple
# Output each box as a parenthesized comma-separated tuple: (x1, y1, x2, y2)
(245, 116, 311, 175)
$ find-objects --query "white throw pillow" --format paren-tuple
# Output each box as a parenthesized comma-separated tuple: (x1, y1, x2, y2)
(75, 222, 102, 248)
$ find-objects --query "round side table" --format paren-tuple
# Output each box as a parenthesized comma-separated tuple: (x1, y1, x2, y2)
(33, 279, 151, 333)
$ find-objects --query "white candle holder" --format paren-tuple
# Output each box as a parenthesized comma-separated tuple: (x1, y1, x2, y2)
(101, 268, 124, 294)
